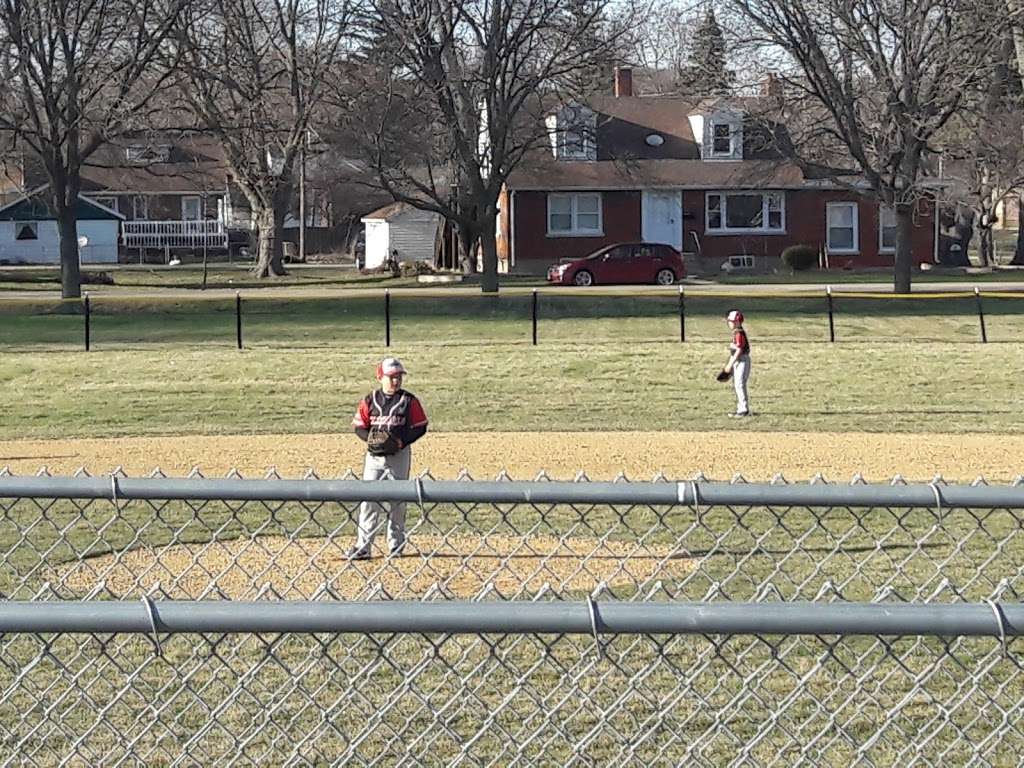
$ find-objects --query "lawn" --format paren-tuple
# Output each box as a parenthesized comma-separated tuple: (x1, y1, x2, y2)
(0, 339, 1021, 440)
(0, 282, 1021, 764)
(3, 287, 1024, 351)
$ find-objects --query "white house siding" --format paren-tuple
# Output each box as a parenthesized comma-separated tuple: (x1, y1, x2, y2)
(388, 208, 440, 263)
(76, 221, 119, 263)
(0, 220, 118, 264)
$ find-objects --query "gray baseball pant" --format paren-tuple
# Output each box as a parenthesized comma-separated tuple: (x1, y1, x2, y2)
(356, 446, 412, 552)
(733, 356, 751, 414)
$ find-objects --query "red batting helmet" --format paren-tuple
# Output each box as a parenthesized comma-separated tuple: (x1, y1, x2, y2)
(726, 310, 744, 324)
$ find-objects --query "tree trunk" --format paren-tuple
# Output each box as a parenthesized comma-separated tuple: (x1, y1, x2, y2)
(478, 209, 499, 293)
(1012, 213, 1024, 265)
(953, 206, 975, 264)
(252, 206, 288, 278)
(56, 203, 83, 299)
(458, 227, 478, 275)
(893, 203, 914, 293)
(977, 221, 994, 267)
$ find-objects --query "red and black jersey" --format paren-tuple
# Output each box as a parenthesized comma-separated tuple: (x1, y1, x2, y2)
(731, 329, 750, 356)
(352, 389, 429, 447)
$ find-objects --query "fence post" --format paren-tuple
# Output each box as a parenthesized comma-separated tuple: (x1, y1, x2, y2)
(532, 289, 538, 346)
(679, 286, 685, 342)
(385, 289, 391, 347)
(83, 292, 91, 351)
(827, 285, 835, 343)
(235, 292, 243, 350)
(975, 287, 987, 343)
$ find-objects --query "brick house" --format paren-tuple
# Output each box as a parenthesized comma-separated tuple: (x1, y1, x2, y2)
(499, 69, 936, 275)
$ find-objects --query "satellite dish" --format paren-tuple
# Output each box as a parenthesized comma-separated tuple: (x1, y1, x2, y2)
(645, 134, 665, 147)
(77, 236, 89, 248)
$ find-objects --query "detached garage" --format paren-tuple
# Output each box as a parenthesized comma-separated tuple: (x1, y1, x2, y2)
(361, 202, 441, 269)
(0, 191, 123, 265)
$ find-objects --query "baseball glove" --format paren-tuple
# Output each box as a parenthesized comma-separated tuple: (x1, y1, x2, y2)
(716, 369, 733, 382)
(367, 428, 401, 456)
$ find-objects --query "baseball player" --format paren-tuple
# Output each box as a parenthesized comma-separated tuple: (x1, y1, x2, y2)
(349, 357, 429, 560)
(724, 309, 751, 417)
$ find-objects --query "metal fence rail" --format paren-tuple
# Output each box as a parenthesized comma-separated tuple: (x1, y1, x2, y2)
(1, 472, 1023, 765)
(0, 472, 1022, 604)
(1, 600, 1022, 636)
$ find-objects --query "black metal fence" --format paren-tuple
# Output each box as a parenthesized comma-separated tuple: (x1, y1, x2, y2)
(2, 287, 1024, 350)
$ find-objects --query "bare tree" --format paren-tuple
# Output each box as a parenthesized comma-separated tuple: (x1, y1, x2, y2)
(936, 38, 1024, 267)
(350, 0, 625, 293)
(1000, 0, 1024, 263)
(0, 0, 185, 298)
(728, 0, 998, 291)
(174, 0, 354, 278)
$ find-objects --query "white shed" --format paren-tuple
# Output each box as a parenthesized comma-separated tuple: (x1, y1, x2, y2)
(0, 191, 123, 265)
(360, 202, 441, 269)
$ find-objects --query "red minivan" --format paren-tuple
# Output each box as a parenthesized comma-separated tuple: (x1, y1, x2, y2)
(546, 242, 686, 286)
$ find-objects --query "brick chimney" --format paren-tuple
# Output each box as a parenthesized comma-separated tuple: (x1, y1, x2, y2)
(614, 66, 633, 98)
(761, 72, 783, 98)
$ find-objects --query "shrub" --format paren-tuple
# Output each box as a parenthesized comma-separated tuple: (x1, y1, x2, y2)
(398, 260, 435, 277)
(781, 244, 819, 271)
(82, 271, 115, 285)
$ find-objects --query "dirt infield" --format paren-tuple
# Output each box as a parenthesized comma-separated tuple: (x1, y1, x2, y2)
(0, 430, 1020, 482)
(52, 534, 693, 600)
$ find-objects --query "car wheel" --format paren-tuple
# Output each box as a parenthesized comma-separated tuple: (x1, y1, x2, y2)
(573, 270, 594, 286)
(655, 268, 676, 285)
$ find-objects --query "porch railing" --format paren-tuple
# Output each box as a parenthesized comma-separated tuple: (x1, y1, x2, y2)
(122, 219, 228, 250)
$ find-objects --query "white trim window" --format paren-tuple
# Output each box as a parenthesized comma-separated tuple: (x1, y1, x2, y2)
(132, 195, 148, 220)
(547, 193, 602, 236)
(827, 201, 859, 253)
(879, 205, 896, 253)
(14, 221, 38, 241)
(551, 104, 596, 161)
(181, 195, 202, 220)
(705, 191, 784, 233)
(711, 123, 733, 156)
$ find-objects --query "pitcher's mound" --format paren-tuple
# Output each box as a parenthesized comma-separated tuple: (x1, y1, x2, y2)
(53, 534, 694, 600)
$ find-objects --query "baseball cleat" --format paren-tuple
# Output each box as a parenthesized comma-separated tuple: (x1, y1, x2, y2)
(346, 545, 372, 561)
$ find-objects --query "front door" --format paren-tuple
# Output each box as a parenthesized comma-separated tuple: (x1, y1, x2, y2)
(641, 190, 682, 250)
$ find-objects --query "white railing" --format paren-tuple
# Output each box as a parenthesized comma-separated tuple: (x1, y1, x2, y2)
(122, 220, 228, 250)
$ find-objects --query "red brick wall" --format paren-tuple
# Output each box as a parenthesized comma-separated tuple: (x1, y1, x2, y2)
(509, 188, 936, 274)
(511, 190, 642, 273)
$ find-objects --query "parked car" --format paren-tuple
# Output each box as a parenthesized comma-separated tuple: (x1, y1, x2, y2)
(546, 242, 686, 286)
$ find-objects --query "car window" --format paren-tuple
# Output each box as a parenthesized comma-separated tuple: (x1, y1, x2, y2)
(634, 245, 655, 260)
(657, 245, 677, 259)
(604, 245, 631, 260)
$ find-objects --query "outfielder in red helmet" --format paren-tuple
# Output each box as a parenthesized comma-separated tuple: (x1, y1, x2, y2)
(725, 310, 751, 417)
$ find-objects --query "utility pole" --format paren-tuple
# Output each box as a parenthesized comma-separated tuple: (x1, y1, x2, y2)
(299, 129, 307, 263)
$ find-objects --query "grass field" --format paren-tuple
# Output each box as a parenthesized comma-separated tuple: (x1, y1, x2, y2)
(0, 341, 1021, 439)
(1, 278, 1022, 764)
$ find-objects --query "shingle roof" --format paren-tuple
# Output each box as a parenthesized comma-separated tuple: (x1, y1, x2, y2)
(79, 134, 230, 193)
(507, 159, 807, 191)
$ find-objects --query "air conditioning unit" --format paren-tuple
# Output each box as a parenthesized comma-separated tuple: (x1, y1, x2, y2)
(721, 254, 756, 272)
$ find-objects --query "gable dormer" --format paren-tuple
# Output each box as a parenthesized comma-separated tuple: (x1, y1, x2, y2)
(688, 103, 743, 161)
(546, 103, 597, 161)
(125, 144, 171, 164)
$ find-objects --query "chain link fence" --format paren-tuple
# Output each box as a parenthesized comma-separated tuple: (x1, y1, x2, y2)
(0, 471, 1023, 765)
